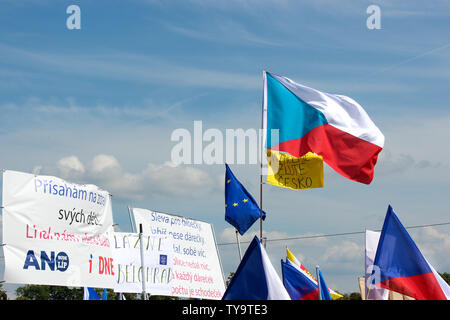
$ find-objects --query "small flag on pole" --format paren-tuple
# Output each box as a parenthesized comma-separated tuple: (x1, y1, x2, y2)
(222, 236, 290, 300)
(225, 164, 266, 235)
(283, 247, 342, 300)
(316, 266, 332, 301)
(282, 260, 318, 300)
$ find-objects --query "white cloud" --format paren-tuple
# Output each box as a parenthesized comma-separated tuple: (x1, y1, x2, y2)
(38, 155, 217, 201)
(322, 240, 363, 265)
(410, 227, 450, 272)
(57, 155, 85, 177)
(90, 154, 120, 173)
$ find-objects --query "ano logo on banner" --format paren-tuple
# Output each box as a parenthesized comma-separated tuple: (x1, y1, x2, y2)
(23, 250, 70, 272)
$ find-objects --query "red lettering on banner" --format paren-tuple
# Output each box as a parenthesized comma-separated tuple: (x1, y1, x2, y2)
(99, 256, 114, 275)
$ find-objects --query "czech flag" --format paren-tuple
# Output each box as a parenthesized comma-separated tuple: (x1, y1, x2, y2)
(372, 205, 450, 300)
(264, 71, 384, 184)
(222, 236, 290, 300)
(282, 260, 318, 300)
(282, 247, 342, 300)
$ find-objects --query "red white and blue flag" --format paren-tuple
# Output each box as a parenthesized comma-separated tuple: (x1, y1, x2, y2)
(222, 236, 290, 300)
(372, 205, 450, 300)
(264, 71, 384, 184)
(282, 259, 318, 300)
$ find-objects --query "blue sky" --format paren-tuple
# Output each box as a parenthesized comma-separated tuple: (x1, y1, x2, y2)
(1, 0, 450, 296)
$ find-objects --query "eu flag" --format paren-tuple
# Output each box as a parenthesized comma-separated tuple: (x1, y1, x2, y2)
(225, 164, 266, 235)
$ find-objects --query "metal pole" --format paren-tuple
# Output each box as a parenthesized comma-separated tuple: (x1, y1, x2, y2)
(128, 206, 136, 233)
(259, 71, 266, 243)
(316, 266, 322, 300)
(235, 230, 242, 261)
(139, 224, 147, 300)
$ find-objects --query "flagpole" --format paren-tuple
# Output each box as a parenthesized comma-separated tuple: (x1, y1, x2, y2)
(316, 266, 322, 300)
(128, 206, 136, 233)
(139, 224, 147, 300)
(235, 230, 242, 261)
(259, 70, 266, 243)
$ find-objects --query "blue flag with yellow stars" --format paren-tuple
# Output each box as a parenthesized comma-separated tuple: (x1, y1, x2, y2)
(225, 164, 266, 235)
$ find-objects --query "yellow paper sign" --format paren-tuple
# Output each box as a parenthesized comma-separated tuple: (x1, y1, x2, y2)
(266, 150, 324, 190)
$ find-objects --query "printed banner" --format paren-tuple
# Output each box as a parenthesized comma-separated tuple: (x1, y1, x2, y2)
(1, 170, 115, 288)
(266, 150, 324, 190)
(132, 208, 226, 300)
(113, 232, 173, 294)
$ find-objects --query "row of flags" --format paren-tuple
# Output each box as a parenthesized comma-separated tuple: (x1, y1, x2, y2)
(221, 235, 337, 300)
(223, 202, 450, 300)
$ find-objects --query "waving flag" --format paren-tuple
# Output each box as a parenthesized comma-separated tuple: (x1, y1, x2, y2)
(282, 260, 318, 300)
(317, 267, 332, 300)
(225, 164, 266, 235)
(283, 247, 342, 300)
(222, 236, 290, 300)
(264, 71, 384, 184)
(372, 205, 449, 300)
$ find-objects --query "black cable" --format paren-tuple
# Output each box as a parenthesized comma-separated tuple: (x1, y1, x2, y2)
(217, 221, 450, 246)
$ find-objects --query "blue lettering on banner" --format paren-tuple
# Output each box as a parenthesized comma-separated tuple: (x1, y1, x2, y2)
(33, 178, 106, 207)
(23, 250, 69, 272)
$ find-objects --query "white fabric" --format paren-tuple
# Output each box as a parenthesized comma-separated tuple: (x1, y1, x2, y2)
(426, 258, 450, 300)
(365, 230, 389, 300)
(259, 244, 291, 300)
(83, 287, 90, 300)
(268, 72, 385, 148)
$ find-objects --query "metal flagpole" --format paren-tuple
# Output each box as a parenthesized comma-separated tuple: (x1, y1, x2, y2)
(316, 266, 322, 300)
(128, 206, 136, 233)
(235, 230, 242, 261)
(139, 224, 147, 300)
(259, 71, 266, 243)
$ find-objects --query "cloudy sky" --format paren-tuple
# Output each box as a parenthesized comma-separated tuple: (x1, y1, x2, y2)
(1, 0, 450, 296)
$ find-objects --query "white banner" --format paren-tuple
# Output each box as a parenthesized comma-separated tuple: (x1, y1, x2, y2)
(365, 230, 389, 300)
(113, 232, 173, 294)
(2, 170, 115, 288)
(132, 208, 225, 300)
